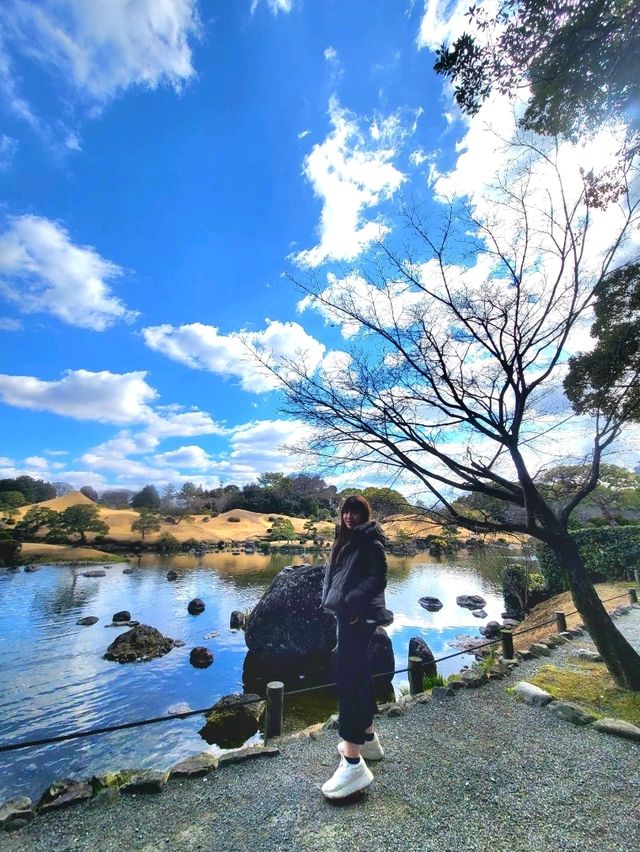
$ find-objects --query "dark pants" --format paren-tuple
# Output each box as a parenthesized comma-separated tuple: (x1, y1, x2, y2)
(336, 616, 378, 745)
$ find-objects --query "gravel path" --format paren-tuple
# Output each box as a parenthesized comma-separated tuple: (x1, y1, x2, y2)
(3, 609, 639, 852)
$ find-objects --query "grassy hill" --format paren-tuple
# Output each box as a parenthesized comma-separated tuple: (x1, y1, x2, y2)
(15, 493, 336, 545)
(12, 492, 520, 548)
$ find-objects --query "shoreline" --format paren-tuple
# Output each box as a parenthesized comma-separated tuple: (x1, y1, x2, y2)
(2, 608, 639, 849)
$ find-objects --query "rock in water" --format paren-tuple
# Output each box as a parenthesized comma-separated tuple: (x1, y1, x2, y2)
(190, 646, 214, 668)
(230, 610, 246, 630)
(456, 594, 487, 609)
(77, 616, 99, 626)
(112, 610, 131, 623)
(199, 693, 265, 748)
(408, 636, 437, 678)
(103, 624, 174, 663)
(188, 598, 205, 615)
(368, 627, 395, 693)
(244, 564, 336, 663)
(418, 596, 443, 611)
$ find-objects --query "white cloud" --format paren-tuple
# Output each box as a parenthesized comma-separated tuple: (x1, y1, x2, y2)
(0, 316, 21, 331)
(23, 455, 49, 470)
(324, 46, 337, 62)
(298, 270, 428, 338)
(416, 0, 497, 53)
(225, 418, 314, 477)
(146, 408, 227, 439)
(409, 149, 428, 166)
(142, 319, 326, 392)
(251, 0, 293, 15)
(76, 417, 312, 488)
(292, 97, 406, 267)
(154, 445, 212, 469)
(298, 129, 311, 140)
(0, 369, 157, 423)
(2, 0, 200, 101)
(0, 134, 17, 169)
(0, 40, 40, 129)
(0, 214, 137, 330)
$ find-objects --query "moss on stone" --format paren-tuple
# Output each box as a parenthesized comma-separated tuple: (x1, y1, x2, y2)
(91, 770, 137, 793)
(527, 660, 640, 724)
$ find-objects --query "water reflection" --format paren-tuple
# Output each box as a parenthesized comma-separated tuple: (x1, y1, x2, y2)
(0, 547, 512, 802)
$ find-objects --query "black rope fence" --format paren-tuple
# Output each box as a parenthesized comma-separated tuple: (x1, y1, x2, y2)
(0, 590, 635, 755)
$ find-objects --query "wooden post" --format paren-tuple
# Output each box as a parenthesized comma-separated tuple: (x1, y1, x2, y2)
(555, 610, 567, 633)
(634, 568, 640, 587)
(501, 629, 514, 660)
(408, 656, 423, 695)
(629, 587, 638, 605)
(265, 681, 284, 740)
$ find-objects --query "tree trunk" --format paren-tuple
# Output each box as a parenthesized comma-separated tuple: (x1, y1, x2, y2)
(552, 533, 640, 690)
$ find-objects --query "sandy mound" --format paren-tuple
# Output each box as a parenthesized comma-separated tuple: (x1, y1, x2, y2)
(93, 507, 335, 544)
(36, 491, 96, 510)
(381, 513, 444, 537)
(20, 542, 119, 563)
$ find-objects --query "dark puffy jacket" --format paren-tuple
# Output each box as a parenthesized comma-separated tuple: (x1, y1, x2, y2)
(321, 521, 393, 626)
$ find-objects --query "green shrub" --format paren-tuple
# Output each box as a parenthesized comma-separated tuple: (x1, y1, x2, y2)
(0, 538, 21, 566)
(45, 530, 70, 544)
(157, 532, 181, 553)
(423, 673, 445, 690)
(501, 564, 548, 613)
(536, 526, 640, 593)
(227, 516, 241, 523)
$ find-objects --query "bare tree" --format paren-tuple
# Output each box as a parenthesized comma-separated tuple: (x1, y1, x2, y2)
(266, 137, 640, 689)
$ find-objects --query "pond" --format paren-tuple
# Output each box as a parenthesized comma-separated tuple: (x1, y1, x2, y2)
(0, 548, 512, 802)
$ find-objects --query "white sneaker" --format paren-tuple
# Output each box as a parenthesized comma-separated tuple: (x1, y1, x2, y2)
(321, 756, 374, 800)
(338, 733, 384, 761)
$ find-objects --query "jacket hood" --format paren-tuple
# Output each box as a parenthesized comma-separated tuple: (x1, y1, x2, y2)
(353, 520, 387, 546)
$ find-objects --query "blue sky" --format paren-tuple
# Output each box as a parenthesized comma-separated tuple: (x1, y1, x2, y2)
(0, 0, 637, 495)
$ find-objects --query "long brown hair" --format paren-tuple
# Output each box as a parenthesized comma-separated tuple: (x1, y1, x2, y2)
(330, 494, 371, 566)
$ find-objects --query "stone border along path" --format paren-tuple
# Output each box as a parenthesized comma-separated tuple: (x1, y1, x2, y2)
(1, 605, 639, 851)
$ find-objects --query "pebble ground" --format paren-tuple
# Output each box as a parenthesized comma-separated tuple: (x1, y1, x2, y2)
(2, 608, 639, 852)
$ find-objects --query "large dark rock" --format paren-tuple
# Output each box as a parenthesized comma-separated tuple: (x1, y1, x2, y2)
(367, 627, 395, 692)
(166, 570, 178, 581)
(199, 693, 265, 748)
(480, 620, 502, 638)
(244, 564, 336, 663)
(408, 636, 437, 678)
(456, 594, 487, 609)
(103, 624, 174, 663)
(77, 616, 99, 626)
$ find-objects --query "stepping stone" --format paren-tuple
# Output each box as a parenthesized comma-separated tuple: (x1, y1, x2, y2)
(592, 718, 640, 742)
(529, 643, 551, 657)
(514, 681, 553, 706)
(547, 700, 597, 726)
(170, 753, 219, 778)
(574, 649, 603, 662)
(120, 770, 170, 794)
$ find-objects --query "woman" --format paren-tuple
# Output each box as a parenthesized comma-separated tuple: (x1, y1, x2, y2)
(320, 494, 393, 800)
